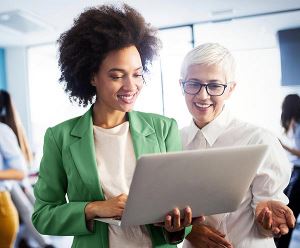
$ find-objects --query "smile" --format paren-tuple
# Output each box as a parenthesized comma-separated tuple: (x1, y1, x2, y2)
(194, 103, 212, 109)
(117, 93, 137, 104)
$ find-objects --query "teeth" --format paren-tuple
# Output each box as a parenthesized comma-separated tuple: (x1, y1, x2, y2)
(195, 103, 211, 108)
(118, 94, 135, 100)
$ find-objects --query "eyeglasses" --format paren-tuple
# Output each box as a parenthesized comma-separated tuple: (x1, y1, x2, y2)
(181, 80, 228, 96)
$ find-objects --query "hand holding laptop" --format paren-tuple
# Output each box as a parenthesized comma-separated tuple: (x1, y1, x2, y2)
(95, 145, 268, 227)
(89, 195, 200, 232)
(85, 193, 127, 224)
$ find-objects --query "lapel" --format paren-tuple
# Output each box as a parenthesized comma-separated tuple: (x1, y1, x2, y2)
(69, 109, 161, 200)
(128, 111, 161, 159)
(69, 108, 104, 200)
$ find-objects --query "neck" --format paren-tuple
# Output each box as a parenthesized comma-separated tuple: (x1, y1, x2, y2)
(92, 102, 127, 129)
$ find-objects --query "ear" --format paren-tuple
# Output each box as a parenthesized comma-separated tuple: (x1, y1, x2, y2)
(227, 81, 236, 97)
(179, 79, 184, 95)
(90, 75, 96, 87)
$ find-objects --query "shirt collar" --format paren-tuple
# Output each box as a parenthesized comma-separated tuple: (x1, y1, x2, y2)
(186, 106, 233, 147)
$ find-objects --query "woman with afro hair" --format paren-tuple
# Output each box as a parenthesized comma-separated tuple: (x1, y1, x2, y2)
(32, 4, 196, 248)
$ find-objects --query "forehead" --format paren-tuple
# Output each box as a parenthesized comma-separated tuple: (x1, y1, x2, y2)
(186, 64, 225, 81)
(100, 46, 142, 71)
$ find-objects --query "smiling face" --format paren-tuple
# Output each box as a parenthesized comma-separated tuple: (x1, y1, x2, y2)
(92, 45, 144, 114)
(183, 63, 236, 128)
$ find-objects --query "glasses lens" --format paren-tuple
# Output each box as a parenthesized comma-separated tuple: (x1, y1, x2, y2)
(184, 81, 201, 94)
(207, 83, 225, 96)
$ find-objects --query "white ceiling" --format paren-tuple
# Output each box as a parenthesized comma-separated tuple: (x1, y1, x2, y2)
(0, 0, 300, 47)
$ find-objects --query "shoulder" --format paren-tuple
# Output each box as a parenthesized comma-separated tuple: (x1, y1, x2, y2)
(0, 123, 18, 143)
(0, 122, 13, 134)
(0, 123, 24, 162)
(294, 121, 300, 135)
(230, 118, 279, 145)
(43, 114, 85, 147)
(49, 115, 82, 134)
(180, 124, 191, 135)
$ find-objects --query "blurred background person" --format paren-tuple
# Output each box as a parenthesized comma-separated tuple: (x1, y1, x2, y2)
(0, 91, 27, 248)
(276, 94, 300, 248)
(0, 89, 54, 248)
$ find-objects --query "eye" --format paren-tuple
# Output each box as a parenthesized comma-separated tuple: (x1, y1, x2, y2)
(207, 83, 222, 90)
(186, 81, 200, 87)
(110, 75, 124, 80)
(133, 74, 143, 78)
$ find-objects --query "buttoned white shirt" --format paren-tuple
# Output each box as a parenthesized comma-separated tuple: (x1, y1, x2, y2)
(181, 107, 291, 248)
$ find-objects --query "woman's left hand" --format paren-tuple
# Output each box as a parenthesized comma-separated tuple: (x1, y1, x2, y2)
(164, 206, 192, 232)
(255, 200, 296, 237)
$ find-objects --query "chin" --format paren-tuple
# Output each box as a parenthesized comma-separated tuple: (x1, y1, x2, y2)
(119, 105, 134, 113)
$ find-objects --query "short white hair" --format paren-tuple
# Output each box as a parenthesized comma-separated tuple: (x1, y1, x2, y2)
(180, 43, 236, 82)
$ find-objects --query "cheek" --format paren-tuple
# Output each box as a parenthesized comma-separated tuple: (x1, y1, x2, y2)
(213, 98, 225, 110)
(138, 83, 144, 91)
(184, 95, 195, 112)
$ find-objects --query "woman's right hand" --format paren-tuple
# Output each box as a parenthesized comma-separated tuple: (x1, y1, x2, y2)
(84, 193, 127, 221)
(186, 224, 233, 248)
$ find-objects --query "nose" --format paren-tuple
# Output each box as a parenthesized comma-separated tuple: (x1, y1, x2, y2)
(123, 76, 138, 90)
(195, 85, 209, 99)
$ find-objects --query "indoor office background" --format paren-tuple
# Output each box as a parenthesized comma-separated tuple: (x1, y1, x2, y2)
(1, 0, 300, 248)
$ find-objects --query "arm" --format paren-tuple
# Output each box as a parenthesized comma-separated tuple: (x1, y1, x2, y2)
(0, 124, 27, 180)
(0, 169, 24, 180)
(186, 224, 232, 248)
(251, 132, 293, 236)
(32, 128, 91, 236)
(280, 142, 300, 157)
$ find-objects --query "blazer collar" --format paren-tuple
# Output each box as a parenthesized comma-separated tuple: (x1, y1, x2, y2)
(70, 109, 156, 137)
(69, 108, 158, 199)
(127, 111, 155, 136)
(71, 108, 93, 138)
(69, 107, 104, 200)
(128, 111, 159, 159)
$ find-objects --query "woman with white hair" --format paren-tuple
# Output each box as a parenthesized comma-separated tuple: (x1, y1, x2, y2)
(180, 43, 295, 248)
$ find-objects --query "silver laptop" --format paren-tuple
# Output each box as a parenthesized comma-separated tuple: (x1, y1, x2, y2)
(95, 144, 268, 227)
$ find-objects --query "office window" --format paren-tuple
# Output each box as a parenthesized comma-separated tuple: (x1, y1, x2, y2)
(192, 12, 299, 134)
(27, 44, 88, 165)
(158, 27, 194, 128)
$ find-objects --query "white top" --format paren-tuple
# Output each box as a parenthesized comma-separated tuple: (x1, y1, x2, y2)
(181, 108, 291, 248)
(93, 122, 152, 248)
(0, 122, 27, 191)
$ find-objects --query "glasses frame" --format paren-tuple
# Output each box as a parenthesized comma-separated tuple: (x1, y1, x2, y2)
(181, 80, 229, 96)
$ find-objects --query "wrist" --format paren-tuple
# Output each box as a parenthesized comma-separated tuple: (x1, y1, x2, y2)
(163, 228, 185, 245)
(85, 202, 97, 221)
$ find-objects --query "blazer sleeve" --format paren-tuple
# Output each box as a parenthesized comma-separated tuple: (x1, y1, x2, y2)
(32, 128, 91, 236)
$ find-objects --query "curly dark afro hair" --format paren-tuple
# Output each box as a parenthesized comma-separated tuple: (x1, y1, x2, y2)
(58, 4, 161, 106)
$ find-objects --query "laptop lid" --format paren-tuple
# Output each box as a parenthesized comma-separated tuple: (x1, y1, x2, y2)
(96, 144, 268, 227)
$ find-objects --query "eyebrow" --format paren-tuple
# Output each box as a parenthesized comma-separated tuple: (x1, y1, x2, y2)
(187, 78, 222, 83)
(108, 66, 143, 73)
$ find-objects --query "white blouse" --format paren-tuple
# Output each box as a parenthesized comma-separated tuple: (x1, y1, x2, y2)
(93, 122, 152, 248)
(181, 107, 291, 248)
(0, 123, 27, 191)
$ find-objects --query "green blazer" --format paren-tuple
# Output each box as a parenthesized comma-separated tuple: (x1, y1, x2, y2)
(32, 108, 189, 248)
